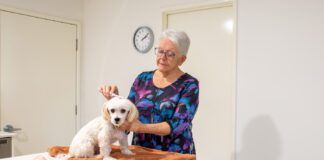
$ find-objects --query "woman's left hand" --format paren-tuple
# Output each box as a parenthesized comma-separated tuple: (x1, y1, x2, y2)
(119, 119, 143, 133)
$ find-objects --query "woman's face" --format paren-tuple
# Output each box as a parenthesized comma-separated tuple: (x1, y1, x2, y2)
(155, 38, 186, 73)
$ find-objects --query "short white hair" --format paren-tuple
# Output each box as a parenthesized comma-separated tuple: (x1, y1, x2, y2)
(160, 29, 190, 56)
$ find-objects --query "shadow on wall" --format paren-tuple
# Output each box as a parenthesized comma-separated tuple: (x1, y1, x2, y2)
(236, 115, 282, 160)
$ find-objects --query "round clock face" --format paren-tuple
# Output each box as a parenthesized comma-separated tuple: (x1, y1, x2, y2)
(133, 26, 154, 53)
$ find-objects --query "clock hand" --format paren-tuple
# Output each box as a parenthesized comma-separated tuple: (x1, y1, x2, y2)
(141, 33, 149, 41)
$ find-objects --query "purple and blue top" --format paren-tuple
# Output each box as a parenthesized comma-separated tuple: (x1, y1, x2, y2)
(127, 70, 199, 154)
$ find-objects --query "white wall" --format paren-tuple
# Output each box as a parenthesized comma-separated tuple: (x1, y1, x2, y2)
(236, 0, 324, 160)
(0, 0, 83, 21)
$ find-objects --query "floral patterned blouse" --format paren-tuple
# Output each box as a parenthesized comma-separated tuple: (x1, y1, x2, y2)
(127, 70, 199, 154)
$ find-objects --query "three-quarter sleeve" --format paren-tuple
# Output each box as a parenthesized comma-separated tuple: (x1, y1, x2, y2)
(166, 81, 199, 139)
(127, 74, 141, 104)
(127, 84, 136, 104)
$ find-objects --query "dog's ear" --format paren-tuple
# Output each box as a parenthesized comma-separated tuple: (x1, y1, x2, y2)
(103, 108, 110, 120)
(102, 102, 110, 120)
(127, 103, 139, 122)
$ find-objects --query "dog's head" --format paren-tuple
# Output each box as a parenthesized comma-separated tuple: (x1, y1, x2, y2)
(102, 96, 139, 127)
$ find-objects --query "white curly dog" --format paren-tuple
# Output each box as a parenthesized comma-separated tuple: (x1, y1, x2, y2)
(33, 95, 138, 160)
(68, 95, 138, 160)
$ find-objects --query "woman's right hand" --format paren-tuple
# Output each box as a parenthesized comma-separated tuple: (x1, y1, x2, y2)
(99, 85, 119, 100)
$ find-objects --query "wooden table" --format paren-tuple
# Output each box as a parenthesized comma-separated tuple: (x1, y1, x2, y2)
(48, 145, 196, 160)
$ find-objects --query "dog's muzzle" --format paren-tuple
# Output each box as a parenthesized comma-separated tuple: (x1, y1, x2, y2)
(115, 117, 120, 124)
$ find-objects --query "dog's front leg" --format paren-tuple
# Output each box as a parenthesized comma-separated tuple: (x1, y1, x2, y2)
(98, 140, 116, 160)
(98, 131, 116, 160)
(119, 134, 134, 156)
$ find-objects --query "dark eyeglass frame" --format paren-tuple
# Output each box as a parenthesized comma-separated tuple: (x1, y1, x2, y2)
(154, 47, 177, 59)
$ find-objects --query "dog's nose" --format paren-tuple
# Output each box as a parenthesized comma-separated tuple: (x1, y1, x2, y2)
(115, 118, 120, 123)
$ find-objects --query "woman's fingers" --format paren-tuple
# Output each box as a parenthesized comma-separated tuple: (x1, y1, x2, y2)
(109, 85, 114, 95)
(99, 85, 119, 100)
(110, 85, 119, 96)
(118, 120, 142, 132)
(99, 85, 104, 93)
(119, 121, 131, 131)
(105, 86, 111, 94)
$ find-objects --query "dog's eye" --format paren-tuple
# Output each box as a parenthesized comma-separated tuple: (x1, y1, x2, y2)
(121, 109, 126, 113)
(110, 109, 115, 113)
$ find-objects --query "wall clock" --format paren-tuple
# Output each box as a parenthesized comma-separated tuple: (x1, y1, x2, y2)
(133, 26, 154, 53)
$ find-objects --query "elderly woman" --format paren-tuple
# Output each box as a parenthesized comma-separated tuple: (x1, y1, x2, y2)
(99, 29, 199, 154)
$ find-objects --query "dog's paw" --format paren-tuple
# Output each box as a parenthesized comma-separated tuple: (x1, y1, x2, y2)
(95, 155, 104, 158)
(103, 156, 116, 160)
(121, 149, 135, 156)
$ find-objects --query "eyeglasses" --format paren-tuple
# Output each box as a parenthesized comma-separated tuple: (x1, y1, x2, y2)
(154, 47, 176, 59)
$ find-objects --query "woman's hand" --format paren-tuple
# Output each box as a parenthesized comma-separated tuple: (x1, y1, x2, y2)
(119, 119, 143, 133)
(99, 85, 119, 100)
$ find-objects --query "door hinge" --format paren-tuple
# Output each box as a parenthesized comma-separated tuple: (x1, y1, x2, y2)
(75, 105, 78, 115)
(76, 39, 78, 51)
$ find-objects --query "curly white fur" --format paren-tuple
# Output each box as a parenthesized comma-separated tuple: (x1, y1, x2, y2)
(68, 96, 139, 160)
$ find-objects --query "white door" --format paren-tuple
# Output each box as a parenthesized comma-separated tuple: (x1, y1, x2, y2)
(164, 2, 235, 160)
(0, 11, 77, 155)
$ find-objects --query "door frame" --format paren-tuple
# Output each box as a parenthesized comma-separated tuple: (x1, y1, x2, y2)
(162, 1, 237, 159)
(0, 4, 81, 132)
